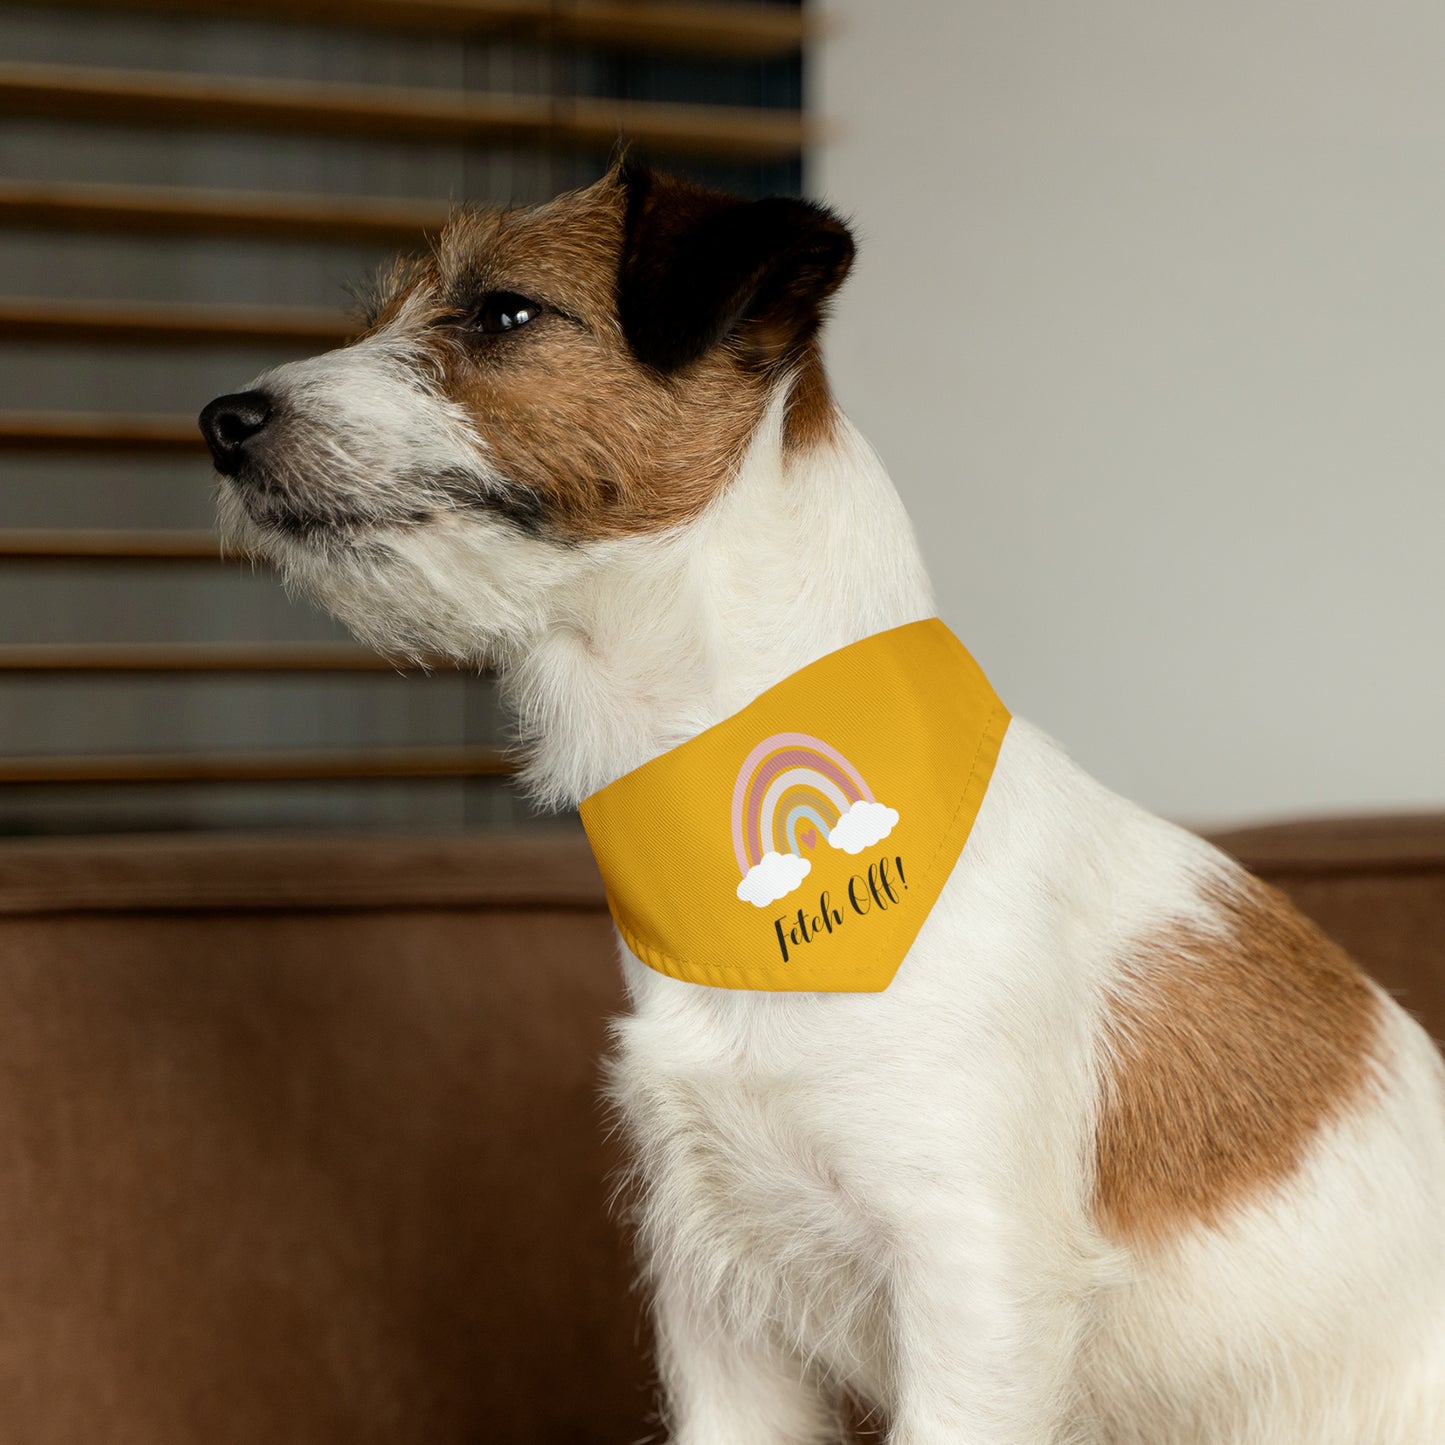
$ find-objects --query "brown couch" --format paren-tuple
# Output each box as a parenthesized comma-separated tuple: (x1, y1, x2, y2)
(0, 818, 1440, 1443)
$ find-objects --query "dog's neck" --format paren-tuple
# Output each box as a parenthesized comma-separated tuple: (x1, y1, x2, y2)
(503, 395, 936, 809)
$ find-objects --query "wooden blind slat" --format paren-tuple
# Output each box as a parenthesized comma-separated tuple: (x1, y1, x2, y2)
(0, 297, 353, 348)
(0, 412, 202, 452)
(0, 62, 812, 161)
(0, 13, 806, 815)
(0, 180, 448, 244)
(0, 0, 810, 58)
(546, 0, 810, 57)
(0, 529, 228, 560)
(0, 745, 513, 783)
(0, 643, 426, 672)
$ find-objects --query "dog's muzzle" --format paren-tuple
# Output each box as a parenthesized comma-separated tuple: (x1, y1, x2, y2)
(199, 390, 273, 476)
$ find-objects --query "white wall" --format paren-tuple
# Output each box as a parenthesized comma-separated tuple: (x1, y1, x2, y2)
(813, 1, 1445, 827)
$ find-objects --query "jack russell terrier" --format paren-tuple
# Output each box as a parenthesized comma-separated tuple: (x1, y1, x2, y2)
(200, 162, 1445, 1444)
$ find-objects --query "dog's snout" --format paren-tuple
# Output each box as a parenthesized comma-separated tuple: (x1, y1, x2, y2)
(199, 390, 273, 475)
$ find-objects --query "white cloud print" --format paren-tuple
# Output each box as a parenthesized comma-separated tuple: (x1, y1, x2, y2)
(737, 850, 812, 908)
(827, 799, 900, 855)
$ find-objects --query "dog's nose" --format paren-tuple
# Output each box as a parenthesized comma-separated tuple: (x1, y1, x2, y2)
(199, 390, 273, 475)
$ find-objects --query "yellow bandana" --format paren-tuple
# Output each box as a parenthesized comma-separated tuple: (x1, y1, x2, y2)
(579, 619, 1010, 993)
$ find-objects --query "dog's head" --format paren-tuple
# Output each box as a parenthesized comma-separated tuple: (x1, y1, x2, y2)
(200, 163, 854, 661)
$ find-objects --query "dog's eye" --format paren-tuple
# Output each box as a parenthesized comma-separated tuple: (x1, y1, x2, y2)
(472, 292, 543, 334)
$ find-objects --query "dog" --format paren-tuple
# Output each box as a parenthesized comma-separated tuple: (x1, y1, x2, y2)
(200, 162, 1445, 1444)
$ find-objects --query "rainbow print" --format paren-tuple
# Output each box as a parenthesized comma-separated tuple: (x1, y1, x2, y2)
(731, 733, 899, 907)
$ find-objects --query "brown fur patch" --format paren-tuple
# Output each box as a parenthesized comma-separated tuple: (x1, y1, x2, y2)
(437, 184, 769, 540)
(363, 171, 844, 542)
(364, 181, 728, 540)
(782, 343, 840, 454)
(1093, 872, 1381, 1247)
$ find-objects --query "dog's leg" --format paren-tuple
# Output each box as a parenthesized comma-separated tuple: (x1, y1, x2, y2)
(882, 1219, 1095, 1445)
(654, 1276, 844, 1445)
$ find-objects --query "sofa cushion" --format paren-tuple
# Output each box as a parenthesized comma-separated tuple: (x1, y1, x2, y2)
(0, 831, 647, 1445)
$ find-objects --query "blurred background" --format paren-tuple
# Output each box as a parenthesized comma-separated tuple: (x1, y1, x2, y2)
(820, 1, 1445, 827)
(0, 0, 802, 837)
(2, 0, 1443, 838)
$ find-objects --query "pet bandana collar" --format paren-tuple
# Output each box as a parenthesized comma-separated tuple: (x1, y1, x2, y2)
(579, 618, 1010, 993)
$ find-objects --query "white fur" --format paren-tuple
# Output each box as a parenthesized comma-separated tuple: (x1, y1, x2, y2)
(220, 347, 1445, 1443)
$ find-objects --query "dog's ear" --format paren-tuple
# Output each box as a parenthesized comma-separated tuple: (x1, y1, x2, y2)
(617, 162, 855, 374)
